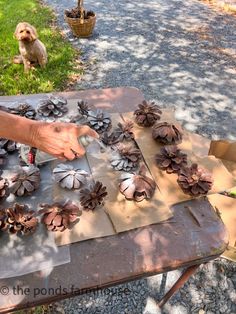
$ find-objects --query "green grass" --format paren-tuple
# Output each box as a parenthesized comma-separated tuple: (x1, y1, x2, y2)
(0, 0, 81, 95)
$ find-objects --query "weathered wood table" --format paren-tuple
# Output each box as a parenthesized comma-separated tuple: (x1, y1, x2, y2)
(0, 87, 228, 313)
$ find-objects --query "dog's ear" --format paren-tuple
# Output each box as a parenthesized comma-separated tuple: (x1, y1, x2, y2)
(14, 23, 22, 40)
(29, 24, 38, 41)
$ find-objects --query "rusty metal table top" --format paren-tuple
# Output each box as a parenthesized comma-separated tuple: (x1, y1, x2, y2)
(0, 87, 228, 313)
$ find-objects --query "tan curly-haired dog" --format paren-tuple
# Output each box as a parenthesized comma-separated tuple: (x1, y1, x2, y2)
(13, 22, 47, 73)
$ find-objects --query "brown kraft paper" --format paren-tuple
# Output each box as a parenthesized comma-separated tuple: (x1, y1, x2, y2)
(86, 143, 173, 233)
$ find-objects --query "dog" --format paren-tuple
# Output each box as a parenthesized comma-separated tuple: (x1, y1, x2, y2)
(14, 22, 47, 73)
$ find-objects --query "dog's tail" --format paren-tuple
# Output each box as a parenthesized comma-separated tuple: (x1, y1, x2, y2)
(13, 55, 23, 64)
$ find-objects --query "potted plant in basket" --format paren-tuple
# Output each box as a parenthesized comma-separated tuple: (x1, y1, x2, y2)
(65, 0, 96, 38)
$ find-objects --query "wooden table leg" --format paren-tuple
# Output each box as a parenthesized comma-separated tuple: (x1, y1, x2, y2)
(158, 264, 200, 308)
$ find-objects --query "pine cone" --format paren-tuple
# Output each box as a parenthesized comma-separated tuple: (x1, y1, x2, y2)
(119, 166, 156, 202)
(101, 121, 134, 146)
(0, 176, 9, 199)
(77, 100, 90, 116)
(80, 181, 107, 211)
(177, 163, 213, 196)
(38, 96, 68, 117)
(0, 209, 7, 231)
(110, 143, 142, 172)
(0, 138, 17, 153)
(40, 201, 81, 232)
(114, 120, 134, 142)
(87, 109, 112, 134)
(53, 164, 88, 189)
(155, 145, 188, 173)
(11, 166, 40, 196)
(9, 103, 36, 119)
(5, 203, 38, 235)
(134, 100, 162, 127)
(152, 122, 183, 144)
(101, 131, 119, 146)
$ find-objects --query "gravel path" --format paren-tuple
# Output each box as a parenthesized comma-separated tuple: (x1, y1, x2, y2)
(44, 0, 236, 140)
(42, 0, 236, 313)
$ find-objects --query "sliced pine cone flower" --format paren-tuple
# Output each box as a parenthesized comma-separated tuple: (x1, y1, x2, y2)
(101, 131, 119, 146)
(101, 121, 134, 146)
(119, 166, 156, 202)
(80, 181, 107, 211)
(114, 120, 134, 142)
(110, 143, 142, 172)
(11, 166, 40, 196)
(87, 109, 112, 134)
(0, 175, 9, 199)
(77, 100, 90, 116)
(40, 201, 82, 232)
(0, 138, 17, 153)
(155, 145, 188, 173)
(152, 122, 183, 144)
(38, 95, 68, 117)
(9, 103, 36, 119)
(134, 100, 162, 127)
(177, 163, 213, 196)
(53, 164, 88, 189)
(5, 203, 38, 235)
(0, 209, 7, 231)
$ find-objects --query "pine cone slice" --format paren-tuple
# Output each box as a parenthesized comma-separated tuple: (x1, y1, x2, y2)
(11, 166, 40, 196)
(9, 103, 36, 119)
(134, 100, 162, 127)
(0, 138, 17, 153)
(53, 164, 88, 189)
(0, 209, 7, 231)
(177, 163, 213, 196)
(40, 201, 82, 232)
(114, 120, 134, 142)
(77, 100, 90, 116)
(152, 122, 183, 144)
(110, 143, 142, 172)
(155, 145, 188, 173)
(5, 203, 38, 235)
(0, 176, 9, 199)
(119, 166, 156, 202)
(80, 181, 107, 211)
(87, 109, 112, 134)
(37, 96, 68, 118)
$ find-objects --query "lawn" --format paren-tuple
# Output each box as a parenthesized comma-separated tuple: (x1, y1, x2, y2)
(0, 0, 81, 96)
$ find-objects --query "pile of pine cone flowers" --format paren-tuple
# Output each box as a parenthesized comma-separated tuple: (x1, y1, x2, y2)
(133, 100, 213, 197)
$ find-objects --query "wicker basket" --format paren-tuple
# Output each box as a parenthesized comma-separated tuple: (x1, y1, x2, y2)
(65, 12, 96, 38)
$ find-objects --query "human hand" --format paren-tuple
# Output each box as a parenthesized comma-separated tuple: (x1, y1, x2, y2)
(30, 121, 98, 160)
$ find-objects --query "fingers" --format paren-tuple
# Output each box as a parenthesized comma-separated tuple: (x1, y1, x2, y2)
(70, 143, 85, 157)
(63, 149, 77, 161)
(76, 125, 99, 139)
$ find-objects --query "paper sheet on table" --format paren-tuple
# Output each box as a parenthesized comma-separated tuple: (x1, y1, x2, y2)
(122, 112, 236, 205)
(50, 157, 116, 246)
(86, 141, 173, 233)
(207, 194, 236, 247)
(0, 155, 70, 279)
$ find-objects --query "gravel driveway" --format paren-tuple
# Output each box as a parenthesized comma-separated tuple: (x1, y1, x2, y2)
(43, 0, 236, 313)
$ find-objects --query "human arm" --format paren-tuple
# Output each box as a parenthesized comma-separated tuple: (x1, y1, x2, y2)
(0, 110, 98, 160)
